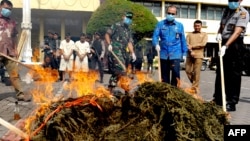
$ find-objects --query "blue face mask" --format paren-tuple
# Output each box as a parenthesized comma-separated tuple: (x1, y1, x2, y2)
(166, 14, 175, 22)
(124, 17, 132, 25)
(1, 8, 11, 17)
(228, 2, 239, 10)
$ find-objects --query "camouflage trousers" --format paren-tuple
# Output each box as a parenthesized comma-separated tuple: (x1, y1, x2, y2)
(108, 42, 128, 87)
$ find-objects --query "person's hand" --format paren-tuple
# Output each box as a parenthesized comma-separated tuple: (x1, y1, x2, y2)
(100, 54, 104, 61)
(108, 44, 112, 51)
(131, 53, 136, 62)
(45, 45, 50, 49)
(156, 44, 160, 52)
(90, 49, 95, 53)
(182, 56, 187, 61)
(216, 33, 222, 42)
(219, 45, 227, 56)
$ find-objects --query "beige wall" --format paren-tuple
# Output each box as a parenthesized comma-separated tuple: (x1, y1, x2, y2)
(11, 0, 100, 11)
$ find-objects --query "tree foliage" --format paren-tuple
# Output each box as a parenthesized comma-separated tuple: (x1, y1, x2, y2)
(86, 0, 158, 41)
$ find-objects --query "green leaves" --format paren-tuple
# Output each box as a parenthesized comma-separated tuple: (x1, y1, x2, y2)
(86, 0, 158, 40)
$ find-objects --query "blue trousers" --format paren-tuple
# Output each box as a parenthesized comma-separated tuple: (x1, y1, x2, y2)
(160, 59, 180, 87)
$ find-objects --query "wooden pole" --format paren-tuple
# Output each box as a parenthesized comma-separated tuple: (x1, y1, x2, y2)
(0, 52, 36, 71)
(0, 118, 29, 139)
(157, 50, 161, 82)
(110, 50, 126, 71)
(17, 30, 27, 61)
(218, 41, 226, 112)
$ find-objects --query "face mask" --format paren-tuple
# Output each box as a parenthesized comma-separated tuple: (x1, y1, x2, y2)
(124, 17, 132, 25)
(228, 2, 239, 10)
(166, 14, 175, 22)
(1, 8, 11, 17)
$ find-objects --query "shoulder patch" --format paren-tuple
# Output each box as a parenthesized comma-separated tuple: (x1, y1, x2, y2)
(240, 12, 246, 19)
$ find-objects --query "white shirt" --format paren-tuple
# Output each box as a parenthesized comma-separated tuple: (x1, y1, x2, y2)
(60, 39, 75, 59)
(74, 40, 90, 55)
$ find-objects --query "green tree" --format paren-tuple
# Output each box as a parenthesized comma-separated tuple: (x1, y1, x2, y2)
(86, 0, 158, 41)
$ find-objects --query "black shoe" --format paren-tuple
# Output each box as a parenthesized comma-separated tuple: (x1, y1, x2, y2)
(226, 104, 236, 112)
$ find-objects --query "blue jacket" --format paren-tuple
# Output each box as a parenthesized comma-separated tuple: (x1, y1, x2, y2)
(152, 19, 188, 60)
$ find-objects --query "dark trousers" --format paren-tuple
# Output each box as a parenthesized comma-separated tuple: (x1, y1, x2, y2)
(213, 38, 244, 105)
(89, 57, 104, 81)
(160, 59, 180, 87)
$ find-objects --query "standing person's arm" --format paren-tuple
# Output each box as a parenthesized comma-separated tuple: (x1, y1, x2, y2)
(224, 9, 249, 48)
(84, 42, 90, 59)
(186, 34, 191, 51)
(12, 25, 18, 57)
(152, 22, 161, 47)
(191, 33, 208, 49)
(105, 29, 112, 46)
(68, 42, 74, 59)
(105, 26, 114, 52)
(224, 27, 244, 47)
(74, 42, 82, 61)
(180, 23, 188, 56)
(127, 42, 134, 54)
(100, 40, 105, 59)
(59, 41, 66, 60)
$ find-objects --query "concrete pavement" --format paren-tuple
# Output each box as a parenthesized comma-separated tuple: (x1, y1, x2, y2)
(0, 66, 250, 139)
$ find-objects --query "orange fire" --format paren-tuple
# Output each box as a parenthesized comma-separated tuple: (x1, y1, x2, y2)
(22, 67, 202, 139)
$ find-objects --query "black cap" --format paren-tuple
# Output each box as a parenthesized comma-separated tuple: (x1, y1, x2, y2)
(65, 33, 71, 37)
(95, 32, 101, 36)
(48, 30, 54, 34)
(125, 12, 133, 19)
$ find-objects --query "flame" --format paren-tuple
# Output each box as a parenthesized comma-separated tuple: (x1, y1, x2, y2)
(135, 71, 154, 84)
(24, 66, 206, 140)
(23, 69, 115, 137)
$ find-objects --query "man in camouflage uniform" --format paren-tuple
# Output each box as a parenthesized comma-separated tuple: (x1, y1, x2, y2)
(105, 12, 136, 90)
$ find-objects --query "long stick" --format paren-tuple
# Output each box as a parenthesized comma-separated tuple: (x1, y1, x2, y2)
(157, 50, 161, 82)
(0, 118, 29, 139)
(218, 41, 226, 112)
(109, 50, 126, 71)
(0, 52, 36, 71)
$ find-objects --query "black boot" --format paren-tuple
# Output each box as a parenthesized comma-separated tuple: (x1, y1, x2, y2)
(226, 103, 236, 112)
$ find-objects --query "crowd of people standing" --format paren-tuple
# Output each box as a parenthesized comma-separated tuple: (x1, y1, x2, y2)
(152, 1, 249, 112)
(11, 0, 247, 112)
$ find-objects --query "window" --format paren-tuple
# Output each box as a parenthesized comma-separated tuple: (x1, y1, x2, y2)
(201, 5, 225, 20)
(132, 1, 161, 17)
(165, 2, 197, 19)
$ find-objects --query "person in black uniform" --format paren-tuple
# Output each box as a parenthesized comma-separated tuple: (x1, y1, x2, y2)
(89, 32, 105, 83)
(213, 0, 249, 111)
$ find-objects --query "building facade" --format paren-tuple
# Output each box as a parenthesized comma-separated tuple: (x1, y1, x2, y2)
(132, 0, 250, 58)
(10, 0, 101, 61)
(9, 0, 250, 61)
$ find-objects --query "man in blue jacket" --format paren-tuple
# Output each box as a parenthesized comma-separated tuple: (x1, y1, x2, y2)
(152, 5, 188, 87)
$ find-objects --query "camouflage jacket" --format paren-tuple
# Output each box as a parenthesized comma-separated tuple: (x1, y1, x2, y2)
(107, 21, 133, 50)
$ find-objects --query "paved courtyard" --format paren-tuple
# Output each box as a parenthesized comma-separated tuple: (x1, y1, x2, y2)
(0, 66, 250, 140)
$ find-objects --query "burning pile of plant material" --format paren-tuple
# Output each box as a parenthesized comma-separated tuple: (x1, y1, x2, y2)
(25, 81, 229, 141)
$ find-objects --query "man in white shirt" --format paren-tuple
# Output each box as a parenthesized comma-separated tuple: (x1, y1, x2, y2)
(75, 33, 90, 72)
(59, 33, 75, 81)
